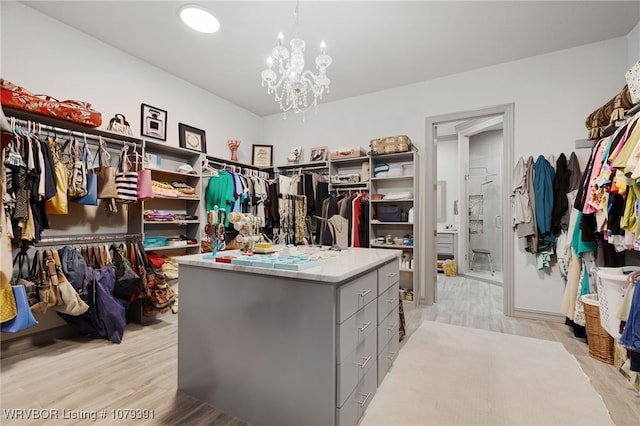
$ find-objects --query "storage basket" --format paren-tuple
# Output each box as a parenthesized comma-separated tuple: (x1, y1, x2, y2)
(369, 135, 412, 155)
(581, 294, 614, 365)
(595, 266, 638, 339)
(443, 260, 457, 277)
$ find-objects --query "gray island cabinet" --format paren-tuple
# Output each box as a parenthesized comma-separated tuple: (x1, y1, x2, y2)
(176, 248, 401, 426)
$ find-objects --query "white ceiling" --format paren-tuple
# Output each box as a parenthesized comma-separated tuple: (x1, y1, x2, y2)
(20, 1, 640, 117)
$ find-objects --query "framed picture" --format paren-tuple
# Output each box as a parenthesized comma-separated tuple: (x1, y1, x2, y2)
(252, 144, 273, 167)
(287, 146, 302, 164)
(178, 123, 207, 153)
(309, 146, 328, 162)
(140, 103, 167, 141)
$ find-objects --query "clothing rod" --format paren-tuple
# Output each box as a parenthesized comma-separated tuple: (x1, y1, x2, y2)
(8, 115, 140, 147)
(35, 233, 141, 246)
(279, 164, 329, 174)
(205, 157, 270, 176)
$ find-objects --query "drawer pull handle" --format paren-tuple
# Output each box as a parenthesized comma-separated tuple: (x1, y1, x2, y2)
(387, 272, 399, 281)
(385, 351, 396, 360)
(387, 326, 396, 333)
(355, 391, 372, 407)
(356, 355, 372, 369)
(386, 297, 396, 304)
(357, 289, 372, 297)
(358, 321, 372, 332)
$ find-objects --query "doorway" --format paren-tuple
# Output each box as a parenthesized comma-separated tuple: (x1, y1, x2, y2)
(420, 104, 514, 316)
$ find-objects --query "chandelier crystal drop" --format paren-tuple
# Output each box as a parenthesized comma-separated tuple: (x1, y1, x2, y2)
(261, 1, 332, 120)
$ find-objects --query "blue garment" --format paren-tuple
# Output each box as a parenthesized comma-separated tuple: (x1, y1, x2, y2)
(620, 277, 640, 350)
(534, 155, 556, 245)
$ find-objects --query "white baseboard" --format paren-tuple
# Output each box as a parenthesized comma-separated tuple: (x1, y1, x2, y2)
(513, 308, 565, 323)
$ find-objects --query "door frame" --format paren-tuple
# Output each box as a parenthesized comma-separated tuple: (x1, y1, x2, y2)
(421, 103, 515, 317)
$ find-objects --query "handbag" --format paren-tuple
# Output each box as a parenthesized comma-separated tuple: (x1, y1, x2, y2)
(135, 241, 176, 314)
(95, 136, 118, 199)
(110, 243, 140, 300)
(65, 137, 88, 198)
(30, 250, 62, 314)
(50, 249, 89, 316)
(74, 140, 98, 205)
(3, 139, 26, 170)
(132, 151, 153, 201)
(44, 138, 69, 215)
(115, 146, 138, 203)
(13, 249, 39, 307)
(1, 78, 102, 127)
(106, 114, 133, 135)
(0, 281, 17, 323)
(1, 284, 39, 332)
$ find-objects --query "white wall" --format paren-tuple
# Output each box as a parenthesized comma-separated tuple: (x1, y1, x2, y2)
(261, 37, 630, 315)
(628, 20, 640, 68)
(0, 2, 261, 164)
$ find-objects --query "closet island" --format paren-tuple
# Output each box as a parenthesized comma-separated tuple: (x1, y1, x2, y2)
(176, 247, 402, 426)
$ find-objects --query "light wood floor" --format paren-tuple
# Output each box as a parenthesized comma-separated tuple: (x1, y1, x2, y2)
(2, 275, 640, 425)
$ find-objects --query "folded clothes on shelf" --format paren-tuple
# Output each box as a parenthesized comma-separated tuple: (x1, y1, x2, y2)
(151, 180, 196, 198)
(144, 210, 175, 221)
(171, 181, 196, 196)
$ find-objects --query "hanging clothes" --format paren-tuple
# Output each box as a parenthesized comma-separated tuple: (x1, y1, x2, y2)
(205, 170, 235, 227)
(551, 153, 570, 235)
(534, 155, 556, 246)
(512, 156, 538, 252)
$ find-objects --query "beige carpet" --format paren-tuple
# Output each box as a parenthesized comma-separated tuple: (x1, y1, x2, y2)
(360, 321, 614, 426)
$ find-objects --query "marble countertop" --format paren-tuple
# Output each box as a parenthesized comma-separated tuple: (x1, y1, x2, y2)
(176, 247, 401, 284)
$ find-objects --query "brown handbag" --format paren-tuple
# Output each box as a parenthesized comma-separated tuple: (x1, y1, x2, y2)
(95, 136, 118, 199)
(30, 250, 62, 314)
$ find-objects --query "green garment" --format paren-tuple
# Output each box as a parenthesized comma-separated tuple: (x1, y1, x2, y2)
(205, 170, 235, 226)
(621, 180, 638, 233)
(571, 211, 597, 257)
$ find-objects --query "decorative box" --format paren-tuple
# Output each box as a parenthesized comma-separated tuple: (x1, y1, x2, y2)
(330, 147, 366, 159)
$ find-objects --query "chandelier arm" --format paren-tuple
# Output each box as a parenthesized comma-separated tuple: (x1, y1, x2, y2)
(269, 73, 289, 92)
(300, 70, 321, 82)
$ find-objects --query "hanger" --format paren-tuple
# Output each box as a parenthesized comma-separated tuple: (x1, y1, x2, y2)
(202, 158, 219, 176)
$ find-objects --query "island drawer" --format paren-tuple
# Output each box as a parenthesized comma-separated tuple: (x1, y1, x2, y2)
(338, 270, 377, 323)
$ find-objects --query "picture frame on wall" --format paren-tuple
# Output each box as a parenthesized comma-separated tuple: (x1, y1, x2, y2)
(309, 146, 328, 162)
(287, 146, 302, 164)
(178, 123, 207, 153)
(140, 103, 167, 141)
(252, 144, 273, 167)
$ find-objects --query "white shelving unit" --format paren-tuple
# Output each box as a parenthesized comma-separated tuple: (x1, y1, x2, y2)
(138, 139, 203, 254)
(368, 151, 419, 301)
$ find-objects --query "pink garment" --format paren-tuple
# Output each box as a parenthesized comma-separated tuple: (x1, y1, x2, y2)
(582, 138, 608, 214)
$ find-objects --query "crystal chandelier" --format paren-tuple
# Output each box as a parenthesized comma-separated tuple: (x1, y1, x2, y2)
(261, 0, 332, 119)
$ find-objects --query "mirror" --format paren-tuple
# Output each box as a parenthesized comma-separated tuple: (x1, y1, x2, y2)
(437, 181, 446, 223)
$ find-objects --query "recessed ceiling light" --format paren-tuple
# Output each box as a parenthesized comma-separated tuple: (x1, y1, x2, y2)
(179, 5, 220, 33)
